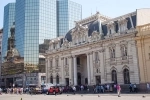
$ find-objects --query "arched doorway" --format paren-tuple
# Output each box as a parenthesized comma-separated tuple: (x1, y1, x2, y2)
(123, 68, 130, 84)
(56, 75, 59, 84)
(111, 70, 117, 84)
(77, 72, 81, 85)
(50, 76, 53, 84)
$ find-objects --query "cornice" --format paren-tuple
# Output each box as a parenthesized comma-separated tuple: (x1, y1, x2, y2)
(76, 12, 110, 25)
(46, 32, 137, 56)
(102, 11, 136, 25)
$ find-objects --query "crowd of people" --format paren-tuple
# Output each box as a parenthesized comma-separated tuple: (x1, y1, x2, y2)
(0, 83, 149, 96)
(0, 87, 24, 94)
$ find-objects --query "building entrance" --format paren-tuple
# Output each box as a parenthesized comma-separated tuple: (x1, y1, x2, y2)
(65, 78, 69, 86)
(6, 78, 13, 88)
(95, 76, 101, 85)
(77, 72, 81, 85)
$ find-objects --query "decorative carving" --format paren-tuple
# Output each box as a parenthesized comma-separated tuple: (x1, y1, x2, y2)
(62, 38, 69, 48)
(91, 31, 100, 42)
(61, 57, 64, 60)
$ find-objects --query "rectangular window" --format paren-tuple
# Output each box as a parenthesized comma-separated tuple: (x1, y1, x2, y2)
(56, 59, 59, 67)
(65, 58, 67, 65)
(77, 57, 80, 65)
(95, 52, 99, 62)
(50, 60, 52, 68)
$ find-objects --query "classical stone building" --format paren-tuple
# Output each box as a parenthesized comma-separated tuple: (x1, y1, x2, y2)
(136, 23, 150, 89)
(45, 9, 150, 86)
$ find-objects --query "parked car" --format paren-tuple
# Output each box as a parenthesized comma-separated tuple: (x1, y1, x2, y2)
(46, 86, 62, 95)
(29, 88, 42, 94)
(41, 83, 54, 94)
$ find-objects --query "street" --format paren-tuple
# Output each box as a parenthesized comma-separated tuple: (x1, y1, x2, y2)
(1, 94, 150, 100)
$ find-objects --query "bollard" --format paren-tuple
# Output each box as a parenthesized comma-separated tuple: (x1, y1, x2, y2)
(142, 95, 146, 98)
(20, 98, 22, 100)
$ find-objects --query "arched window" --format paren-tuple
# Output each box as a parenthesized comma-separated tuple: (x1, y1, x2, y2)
(50, 76, 53, 84)
(56, 75, 59, 84)
(123, 68, 130, 84)
(111, 70, 117, 84)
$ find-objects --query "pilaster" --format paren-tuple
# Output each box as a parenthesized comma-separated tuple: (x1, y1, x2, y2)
(99, 50, 105, 84)
(89, 52, 94, 85)
(69, 56, 73, 86)
(86, 53, 91, 85)
(73, 55, 77, 86)
(61, 57, 65, 85)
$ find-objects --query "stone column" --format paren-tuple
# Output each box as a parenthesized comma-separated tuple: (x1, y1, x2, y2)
(61, 57, 65, 85)
(92, 52, 96, 84)
(86, 53, 91, 85)
(99, 50, 105, 84)
(73, 56, 77, 86)
(46, 58, 49, 83)
(69, 56, 73, 85)
(90, 52, 94, 85)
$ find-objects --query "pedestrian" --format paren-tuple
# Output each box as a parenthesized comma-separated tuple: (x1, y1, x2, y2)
(73, 86, 76, 95)
(129, 83, 133, 92)
(133, 83, 137, 93)
(101, 85, 104, 93)
(0, 87, 2, 95)
(81, 85, 84, 91)
(117, 84, 121, 97)
(114, 84, 117, 93)
(107, 84, 110, 92)
(147, 83, 150, 93)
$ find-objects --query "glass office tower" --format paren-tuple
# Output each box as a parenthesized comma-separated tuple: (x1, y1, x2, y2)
(2, 0, 81, 68)
(57, 0, 82, 36)
(2, 3, 15, 62)
(15, 0, 57, 65)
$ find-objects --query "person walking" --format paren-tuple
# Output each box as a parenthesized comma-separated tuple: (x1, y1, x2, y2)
(0, 87, 2, 95)
(129, 83, 133, 93)
(147, 83, 150, 93)
(117, 84, 121, 97)
(73, 86, 76, 95)
(133, 83, 137, 93)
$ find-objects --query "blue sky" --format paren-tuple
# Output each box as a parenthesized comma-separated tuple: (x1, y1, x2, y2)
(0, 0, 150, 28)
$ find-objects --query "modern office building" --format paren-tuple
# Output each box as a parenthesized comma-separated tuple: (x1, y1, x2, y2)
(1, 0, 82, 88)
(15, 0, 57, 66)
(0, 28, 3, 87)
(2, 3, 15, 62)
(57, 0, 82, 36)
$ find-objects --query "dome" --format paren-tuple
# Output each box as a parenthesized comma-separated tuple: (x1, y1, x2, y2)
(12, 48, 20, 57)
(65, 20, 100, 42)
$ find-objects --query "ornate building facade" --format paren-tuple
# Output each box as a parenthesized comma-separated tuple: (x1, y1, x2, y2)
(136, 23, 150, 89)
(45, 9, 150, 86)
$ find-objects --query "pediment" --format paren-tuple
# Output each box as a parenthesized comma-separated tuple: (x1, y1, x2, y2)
(71, 23, 88, 35)
(62, 38, 69, 48)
